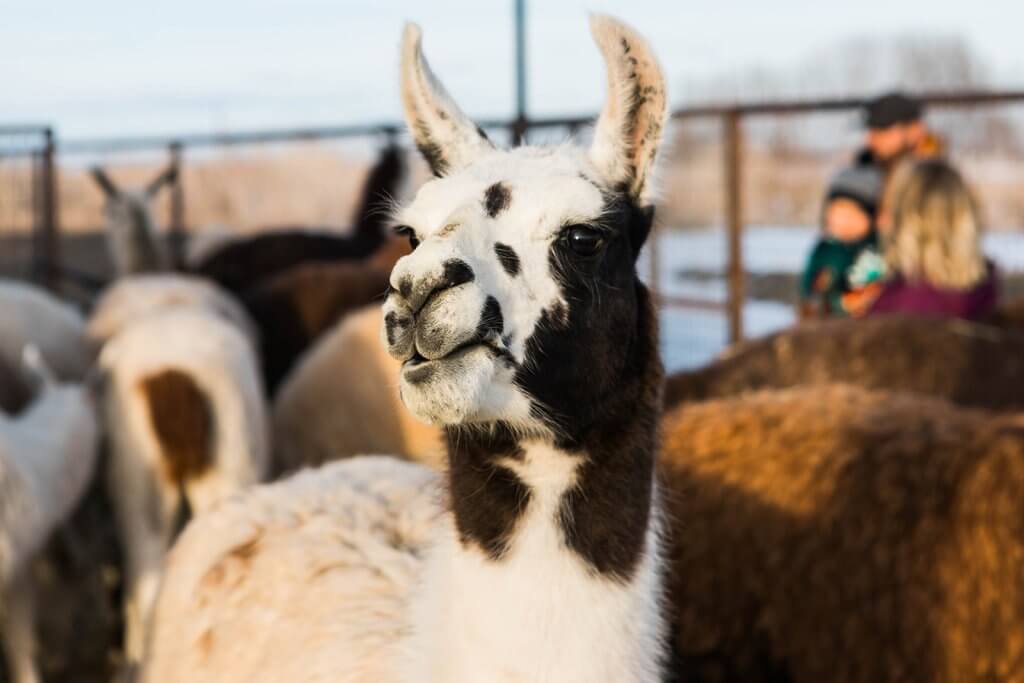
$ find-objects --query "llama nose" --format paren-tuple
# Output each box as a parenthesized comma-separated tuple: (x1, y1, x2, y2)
(384, 257, 476, 361)
(394, 258, 475, 315)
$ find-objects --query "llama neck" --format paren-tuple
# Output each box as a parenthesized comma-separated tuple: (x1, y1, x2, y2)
(406, 288, 666, 682)
(405, 433, 664, 683)
(110, 202, 163, 275)
(444, 282, 664, 576)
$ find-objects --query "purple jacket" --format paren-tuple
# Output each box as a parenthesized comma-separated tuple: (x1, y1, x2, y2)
(868, 263, 999, 321)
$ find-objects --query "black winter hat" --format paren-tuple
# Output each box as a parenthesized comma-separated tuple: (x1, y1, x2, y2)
(864, 92, 923, 130)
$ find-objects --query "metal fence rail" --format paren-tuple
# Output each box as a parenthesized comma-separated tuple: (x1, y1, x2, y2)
(3, 88, 1024, 340)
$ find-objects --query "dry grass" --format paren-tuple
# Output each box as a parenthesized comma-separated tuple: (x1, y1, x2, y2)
(0, 145, 400, 237)
(1, 139, 1022, 237)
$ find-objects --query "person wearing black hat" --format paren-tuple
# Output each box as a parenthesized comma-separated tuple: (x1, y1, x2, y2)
(855, 92, 941, 169)
(799, 164, 886, 318)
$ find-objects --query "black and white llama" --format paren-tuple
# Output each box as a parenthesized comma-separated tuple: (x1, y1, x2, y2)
(142, 14, 669, 682)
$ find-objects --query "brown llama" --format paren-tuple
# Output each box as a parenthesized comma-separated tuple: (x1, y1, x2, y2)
(665, 311, 1024, 411)
(659, 384, 1024, 683)
(191, 143, 407, 292)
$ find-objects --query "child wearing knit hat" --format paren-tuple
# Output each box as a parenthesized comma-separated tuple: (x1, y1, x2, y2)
(799, 164, 886, 318)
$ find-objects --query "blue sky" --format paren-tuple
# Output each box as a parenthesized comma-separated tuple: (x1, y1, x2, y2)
(3, 0, 1024, 138)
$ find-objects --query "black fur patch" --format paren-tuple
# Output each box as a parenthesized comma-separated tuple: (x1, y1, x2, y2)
(384, 311, 401, 346)
(446, 423, 530, 559)
(415, 120, 449, 177)
(433, 187, 661, 580)
(484, 182, 512, 217)
(494, 242, 521, 277)
(192, 143, 404, 292)
(0, 350, 32, 415)
(513, 192, 662, 579)
(476, 296, 504, 339)
(398, 276, 413, 300)
(441, 259, 475, 290)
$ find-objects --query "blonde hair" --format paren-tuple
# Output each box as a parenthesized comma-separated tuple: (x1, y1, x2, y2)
(884, 159, 987, 290)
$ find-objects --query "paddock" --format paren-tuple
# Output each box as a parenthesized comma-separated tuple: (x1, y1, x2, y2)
(4, 8, 1024, 681)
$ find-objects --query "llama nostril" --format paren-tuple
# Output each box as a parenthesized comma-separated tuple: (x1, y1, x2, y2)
(440, 259, 474, 290)
(476, 296, 504, 339)
(398, 277, 413, 300)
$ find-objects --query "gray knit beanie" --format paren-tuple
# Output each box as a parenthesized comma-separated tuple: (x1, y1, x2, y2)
(825, 165, 883, 218)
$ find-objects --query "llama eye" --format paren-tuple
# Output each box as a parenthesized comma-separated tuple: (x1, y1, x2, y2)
(566, 225, 605, 256)
(394, 225, 420, 250)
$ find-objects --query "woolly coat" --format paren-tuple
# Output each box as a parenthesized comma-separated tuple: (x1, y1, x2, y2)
(141, 457, 440, 683)
(660, 385, 1024, 682)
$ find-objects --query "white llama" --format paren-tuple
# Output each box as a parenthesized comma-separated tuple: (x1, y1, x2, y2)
(0, 279, 93, 390)
(143, 14, 668, 682)
(1, 347, 100, 683)
(95, 306, 269, 665)
(91, 165, 176, 275)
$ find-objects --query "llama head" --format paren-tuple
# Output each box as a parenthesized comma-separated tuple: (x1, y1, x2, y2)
(91, 165, 176, 274)
(382, 15, 666, 438)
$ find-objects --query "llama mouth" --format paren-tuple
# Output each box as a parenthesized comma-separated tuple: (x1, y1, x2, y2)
(403, 338, 514, 372)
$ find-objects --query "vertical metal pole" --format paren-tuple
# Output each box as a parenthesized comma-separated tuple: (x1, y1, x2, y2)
(29, 149, 42, 280)
(34, 128, 59, 290)
(168, 142, 186, 270)
(724, 110, 744, 343)
(511, 0, 528, 146)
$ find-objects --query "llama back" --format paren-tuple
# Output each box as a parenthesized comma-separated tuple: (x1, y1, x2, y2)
(88, 274, 258, 347)
(659, 384, 1024, 682)
(142, 457, 440, 683)
(99, 309, 269, 505)
(0, 280, 93, 383)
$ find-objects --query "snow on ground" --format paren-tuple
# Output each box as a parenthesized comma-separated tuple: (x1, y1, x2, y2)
(646, 226, 1024, 372)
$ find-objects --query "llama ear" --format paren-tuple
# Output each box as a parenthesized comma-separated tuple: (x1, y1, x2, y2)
(145, 164, 178, 198)
(588, 15, 667, 205)
(91, 167, 119, 198)
(400, 23, 494, 177)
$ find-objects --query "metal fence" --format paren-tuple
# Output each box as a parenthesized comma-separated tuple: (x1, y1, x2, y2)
(3, 88, 1024, 354)
(0, 126, 58, 287)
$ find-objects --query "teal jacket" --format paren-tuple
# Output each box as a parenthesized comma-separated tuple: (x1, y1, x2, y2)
(800, 232, 880, 316)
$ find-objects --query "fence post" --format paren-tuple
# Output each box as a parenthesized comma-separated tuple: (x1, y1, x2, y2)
(511, 0, 528, 146)
(33, 128, 60, 291)
(168, 142, 186, 270)
(724, 109, 744, 343)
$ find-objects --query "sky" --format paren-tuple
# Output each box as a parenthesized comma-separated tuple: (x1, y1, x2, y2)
(3, 0, 1024, 140)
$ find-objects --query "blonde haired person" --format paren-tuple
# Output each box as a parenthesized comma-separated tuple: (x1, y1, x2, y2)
(867, 159, 998, 320)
